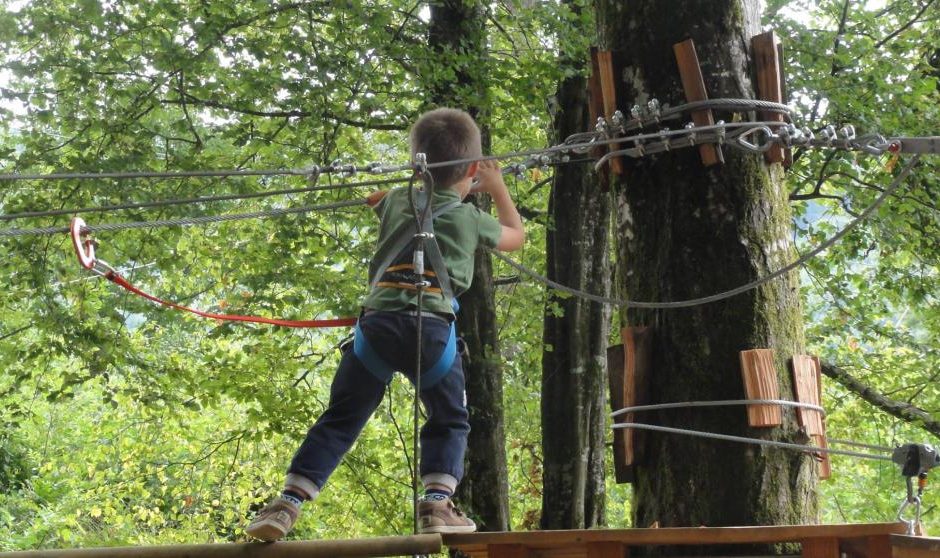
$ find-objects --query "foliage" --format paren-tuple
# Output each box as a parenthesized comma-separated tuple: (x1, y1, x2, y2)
(0, 0, 936, 547)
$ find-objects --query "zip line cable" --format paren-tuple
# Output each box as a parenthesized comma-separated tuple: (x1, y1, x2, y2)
(489, 155, 920, 309)
(0, 98, 793, 183)
(0, 176, 409, 222)
(0, 198, 368, 238)
(611, 422, 894, 462)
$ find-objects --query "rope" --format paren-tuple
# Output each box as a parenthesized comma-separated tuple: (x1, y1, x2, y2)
(0, 199, 368, 238)
(0, 176, 408, 222)
(612, 422, 893, 462)
(489, 155, 920, 309)
(611, 398, 826, 419)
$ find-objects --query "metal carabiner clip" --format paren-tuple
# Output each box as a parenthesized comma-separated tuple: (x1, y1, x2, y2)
(897, 495, 922, 535)
(70, 217, 116, 278)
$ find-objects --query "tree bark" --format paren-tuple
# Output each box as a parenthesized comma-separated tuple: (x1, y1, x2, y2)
(428, 0, 510, 532)
(595, 0, 816, 548)
(540, 49, 611, 529)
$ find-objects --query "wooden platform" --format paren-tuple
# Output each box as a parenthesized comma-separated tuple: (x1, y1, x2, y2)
(443, 522, 936, 557)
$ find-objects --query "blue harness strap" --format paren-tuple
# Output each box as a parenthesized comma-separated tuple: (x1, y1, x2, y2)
(354, 194, 463, 388)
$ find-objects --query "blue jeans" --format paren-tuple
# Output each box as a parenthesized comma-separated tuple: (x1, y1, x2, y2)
(287, 311, 470, 493)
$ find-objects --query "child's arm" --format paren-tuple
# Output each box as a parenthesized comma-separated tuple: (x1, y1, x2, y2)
(476, 160, 525, 252)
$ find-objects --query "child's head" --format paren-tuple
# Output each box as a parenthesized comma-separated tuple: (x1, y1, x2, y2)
(409, 108, 482, 189)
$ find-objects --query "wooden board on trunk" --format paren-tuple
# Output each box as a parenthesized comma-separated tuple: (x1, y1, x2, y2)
(673, 38, 724, 166)
(739, 349, 782, 427)
(606, 326, 654, 483)
(750, 30, 788, 165)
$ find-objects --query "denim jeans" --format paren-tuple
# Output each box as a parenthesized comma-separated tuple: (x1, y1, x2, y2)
(287, 310, 470, 492)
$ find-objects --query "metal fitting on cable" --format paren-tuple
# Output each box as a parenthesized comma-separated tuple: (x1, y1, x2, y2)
(684, 122, 697, 146)
(658, 129, 671, 151)
(595, 116, 609, 137)
(647, 98, 661, 122)
(892, 443, 939, 535)
(305, 164, 320, 186)
(840, 125, 856, 141)
(538, 154, 552, 170)
(610, 110, 626, 134)
(715, 121, 727, 145)
(820, 125, 837, 145)
(630, 104, 642, 120)
(364, 162, 384, 174)
(413, 152, 428, 175)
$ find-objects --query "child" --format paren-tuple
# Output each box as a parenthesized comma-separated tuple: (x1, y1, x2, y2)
(246, 108, 524, 541)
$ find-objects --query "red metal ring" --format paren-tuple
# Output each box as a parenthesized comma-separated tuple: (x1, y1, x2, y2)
(70, 217, 96, 270)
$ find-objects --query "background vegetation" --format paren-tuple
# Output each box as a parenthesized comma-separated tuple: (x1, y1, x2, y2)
(0, 0, 937, 548)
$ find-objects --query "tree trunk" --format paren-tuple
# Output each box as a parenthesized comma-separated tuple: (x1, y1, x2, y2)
(428, 0, 510, 532)
(595, 0, 816, 548)
(540, 52, 611, 529)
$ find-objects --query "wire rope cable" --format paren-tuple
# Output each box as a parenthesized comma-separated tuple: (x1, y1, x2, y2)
(611, 398, 826, 418)
(489, 155, 920, 309)
(0, 198, 368, 238)
(612, 422, 893, 462)
(0, 176, 409, 222)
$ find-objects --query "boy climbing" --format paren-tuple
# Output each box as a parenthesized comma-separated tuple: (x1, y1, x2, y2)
(246, 107, 524, 541)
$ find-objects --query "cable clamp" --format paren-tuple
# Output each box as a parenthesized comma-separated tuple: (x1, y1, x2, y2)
(305, 164, 320, 186)
(715, 121, 727, 145)
(595, 117, 610, 137)
(414, 232, 434, 240)
(658, 129, 671, 151)
(647, 98, 661, 123)
(684, 122, 697, 146)
(413, 152, 428, 175)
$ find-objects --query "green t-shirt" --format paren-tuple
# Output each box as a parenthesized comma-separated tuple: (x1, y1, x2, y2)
(362, 186, 502, 316)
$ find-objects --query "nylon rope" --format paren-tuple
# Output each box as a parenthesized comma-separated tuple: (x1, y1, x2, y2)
(489, 155, 920, 309)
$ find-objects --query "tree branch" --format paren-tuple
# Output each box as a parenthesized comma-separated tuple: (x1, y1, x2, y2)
(874, 0, 936, 49)
(821, 360, 940, 440)
(160, 95, 407, 130)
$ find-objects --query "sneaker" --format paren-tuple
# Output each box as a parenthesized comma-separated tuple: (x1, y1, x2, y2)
(418, 496, 477, 534)
(246, 496, 300, 541)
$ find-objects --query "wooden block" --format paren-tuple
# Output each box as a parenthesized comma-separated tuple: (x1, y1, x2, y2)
(839, 534, 892, 558)
(812, 355, 831, 479)
(673, 38, 724, 166)
(596, 49, 624, 175)
(777, 40, 793, 168)
(791, 355, 824, 435)
(606, 343, 632, 483)
(587, 541, 629, 558)
(751, 31, 786, 164)
(606, 327, 653, 483)
(892, 535, 940, 558)
(802, 537, 840, 558)
(589, 47, 611, 190)
(624, 327, 653, 467)
(488, 543, 532, 558)
(739, 349, 782, 427)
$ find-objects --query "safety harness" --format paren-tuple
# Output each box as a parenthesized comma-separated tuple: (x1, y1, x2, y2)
(353, 191, 462, 388)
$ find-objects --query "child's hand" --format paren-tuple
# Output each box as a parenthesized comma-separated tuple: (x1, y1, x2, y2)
(473, 160, 507, 196)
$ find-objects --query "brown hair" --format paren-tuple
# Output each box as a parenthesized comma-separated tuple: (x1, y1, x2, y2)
(409, 107, 482, 188)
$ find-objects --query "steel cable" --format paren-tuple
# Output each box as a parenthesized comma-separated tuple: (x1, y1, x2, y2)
(489, 155, 920, 309)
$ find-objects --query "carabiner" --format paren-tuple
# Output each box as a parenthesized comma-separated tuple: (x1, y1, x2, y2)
(70, 217, 96, 270)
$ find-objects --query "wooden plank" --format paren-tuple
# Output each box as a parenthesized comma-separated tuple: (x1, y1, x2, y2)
(596, 49, 624, 175)
(673, 38, 723, 166)
(777, 40, 793, 168)
(589, 47, 611, 191)
(487, 543, 533, 558)
(739, 349, 782, 427)
(606, 343, 632, 483)
(812, 355, 831, 479)
(751, 31, 786, 164)
(892, 535, 940, 558)
(802, 537, 839, 558)
(791, 355, 824, 435)
(624, 326, 653, 469)
(0, 535, 444, 558)
(442, 523, 906, 549)
(841, 534, 893, 558)
(586, 541, 628, 558)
